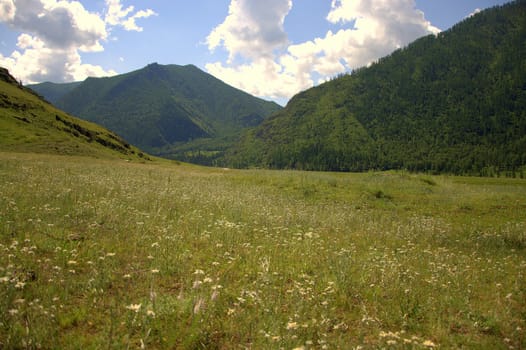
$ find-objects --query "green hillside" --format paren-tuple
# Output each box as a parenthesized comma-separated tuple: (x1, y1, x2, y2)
(30, 63, 281, 165)
(227, 1, 526, 176)
(0, 67, 148, 160)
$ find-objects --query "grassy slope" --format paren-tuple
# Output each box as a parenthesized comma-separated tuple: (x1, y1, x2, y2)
(1, 151, 524, 349)
(0, 77, 149, 161)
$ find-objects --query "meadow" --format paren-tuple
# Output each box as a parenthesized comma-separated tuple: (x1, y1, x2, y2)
(0, 151, 524, 349)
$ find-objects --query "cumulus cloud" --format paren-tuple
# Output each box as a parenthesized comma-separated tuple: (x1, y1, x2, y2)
(206, 58, 309, 101)
(0, 33, 117, 83)
(1, 0, 107, 51)
(206, 0, 440, 102)
(207, 0, 292, 62)
(326, 0, 440, 40)
(205, 0, 298, 101)
(281, 0, 441, 80)
(0, 0, 154, 83)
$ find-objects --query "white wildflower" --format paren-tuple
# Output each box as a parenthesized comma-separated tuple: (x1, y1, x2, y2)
(287, 321, 299, 330)
(422, 340, 436, 347)
(126, 303, 142, 313)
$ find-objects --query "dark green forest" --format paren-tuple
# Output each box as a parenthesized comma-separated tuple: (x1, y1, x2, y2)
(30, 63, 281, 164)
(226, 0, 526, 176)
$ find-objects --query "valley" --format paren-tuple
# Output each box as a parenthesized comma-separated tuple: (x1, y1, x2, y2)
(1, 2, 525, 349)
(0, 151, 525, 348)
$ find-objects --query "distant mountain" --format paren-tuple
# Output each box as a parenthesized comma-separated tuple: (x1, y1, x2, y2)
(226, 0, 526, 176)
(0, 67, 147, 160)
(29, 81, 81, 105)
(30, 63, 281, 165)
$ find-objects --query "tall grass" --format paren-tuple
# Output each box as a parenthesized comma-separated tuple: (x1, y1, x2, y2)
(1, 152, 525, 349)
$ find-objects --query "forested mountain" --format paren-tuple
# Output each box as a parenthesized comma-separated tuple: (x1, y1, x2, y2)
(29, 81, 81, 105)
(226, 0, 525, 176)
(30, 63, 281, 164)
(0, 68, 146, 160)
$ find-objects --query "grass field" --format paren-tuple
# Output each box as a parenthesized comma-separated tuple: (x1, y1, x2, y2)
(1, 152, 525, 349)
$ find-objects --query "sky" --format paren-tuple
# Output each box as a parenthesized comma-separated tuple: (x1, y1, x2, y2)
(0, 0, 512, 105)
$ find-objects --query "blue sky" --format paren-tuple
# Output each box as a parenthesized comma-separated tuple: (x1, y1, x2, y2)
(0, 0, 512, 104)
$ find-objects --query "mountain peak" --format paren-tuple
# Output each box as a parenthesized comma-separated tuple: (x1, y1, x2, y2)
(145, 62, 162, 71)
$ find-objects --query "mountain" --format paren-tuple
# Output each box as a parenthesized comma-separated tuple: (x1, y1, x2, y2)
(226, 0, 526, 176)
(0, 67, 148, 160)
(30, 63, 281, 165)
(29, 81, 82, 105)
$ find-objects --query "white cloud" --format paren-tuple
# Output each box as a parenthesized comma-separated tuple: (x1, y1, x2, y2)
(467, 8, 482, 18)
(207, 0, 292, 62)
(326, 0, 440, 39)
(105, 0, 134, 26)
(105, 0, 157, 32)
(2, 0, 107, 52)
(206, 57, 310, 101)
(0, 33, 117, 83)
(0, 0, 16, 22)
(0, 0, 154, 83)
(206, 0, 441, 102)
